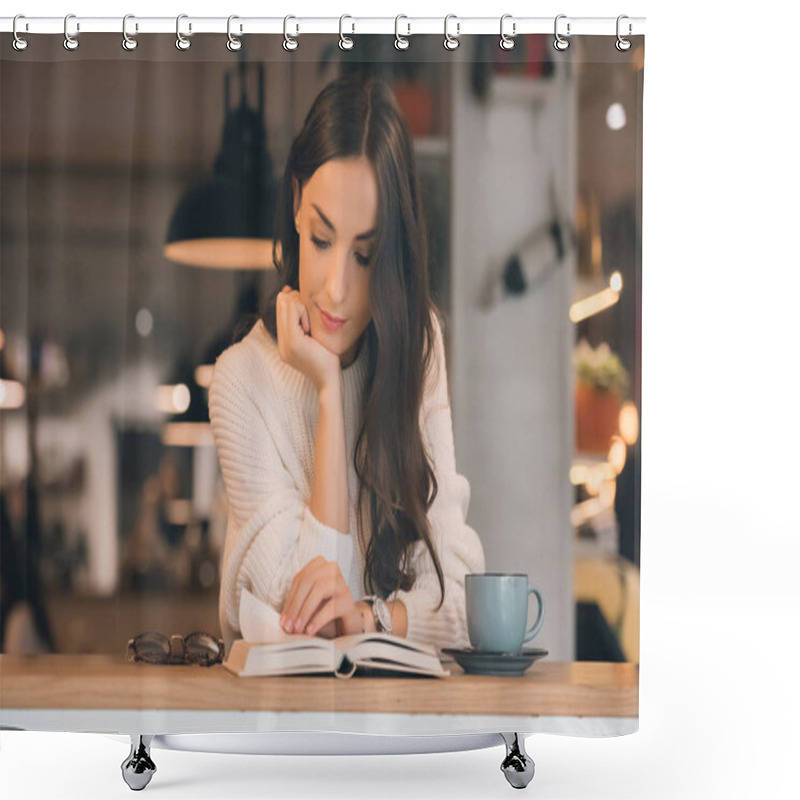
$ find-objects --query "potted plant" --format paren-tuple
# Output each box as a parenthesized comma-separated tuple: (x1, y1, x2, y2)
(573, 339, 630, 455)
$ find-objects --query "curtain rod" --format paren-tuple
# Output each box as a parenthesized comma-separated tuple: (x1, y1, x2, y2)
(1, 15, 646, 38)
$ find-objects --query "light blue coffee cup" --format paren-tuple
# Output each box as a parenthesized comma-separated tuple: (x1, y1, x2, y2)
(465, 573, 545, 653)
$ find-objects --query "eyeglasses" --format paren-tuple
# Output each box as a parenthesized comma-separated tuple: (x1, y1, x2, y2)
(126, 631, 225, 666)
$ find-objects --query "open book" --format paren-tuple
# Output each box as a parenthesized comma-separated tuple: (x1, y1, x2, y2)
(223, 588, 450, 679)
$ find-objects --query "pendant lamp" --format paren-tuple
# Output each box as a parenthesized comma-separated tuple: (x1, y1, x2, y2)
(164, 55, 277, 270)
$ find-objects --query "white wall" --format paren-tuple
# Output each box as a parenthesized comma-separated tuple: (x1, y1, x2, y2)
(449, 61, 576, 660)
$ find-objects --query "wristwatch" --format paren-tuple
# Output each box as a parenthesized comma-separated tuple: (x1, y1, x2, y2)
(362, 595, 393, 635)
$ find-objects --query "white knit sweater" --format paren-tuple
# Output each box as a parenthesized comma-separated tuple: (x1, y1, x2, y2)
(208, 311, 486, 655)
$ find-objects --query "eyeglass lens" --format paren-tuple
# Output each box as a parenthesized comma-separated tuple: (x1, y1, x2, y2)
(130, 631, 222, 664)
(184, 632, 222, 664)
(132, 632, 170, 662)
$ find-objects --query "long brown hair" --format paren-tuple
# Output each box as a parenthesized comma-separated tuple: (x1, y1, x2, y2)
(259, 73, 445, 608)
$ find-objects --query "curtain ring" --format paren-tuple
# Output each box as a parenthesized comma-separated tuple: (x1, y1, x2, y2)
(283, 15, 299, 51)
(443, 14, 460, 51)
(616, 15, 632, 51)
(12, 14, 29, 51)
(339, 15, 354, 50)
(227, 15, 242, 51)
(553, 14, 570, 51)
(63, 13, 79, 51)
(394, 15, 410, 51)
(176, 14, 191, 50)
(122, 15, 138, 51)
(499, 14, 516, 50)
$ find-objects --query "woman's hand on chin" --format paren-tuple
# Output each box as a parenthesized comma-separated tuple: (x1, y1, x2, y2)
(276, 285, 341, 393)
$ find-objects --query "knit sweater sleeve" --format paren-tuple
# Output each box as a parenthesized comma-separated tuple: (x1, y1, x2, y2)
(209, 348, 355, 639)
(387, 313, 486, 652)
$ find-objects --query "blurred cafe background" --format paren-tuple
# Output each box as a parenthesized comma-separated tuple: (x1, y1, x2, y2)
(0, 34, 642, 663)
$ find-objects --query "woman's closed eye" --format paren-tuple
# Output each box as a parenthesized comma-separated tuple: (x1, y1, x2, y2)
(311, 236, 371, 267)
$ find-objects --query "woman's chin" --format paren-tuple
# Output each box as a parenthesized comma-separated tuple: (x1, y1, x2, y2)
(312, 327, 344, 354)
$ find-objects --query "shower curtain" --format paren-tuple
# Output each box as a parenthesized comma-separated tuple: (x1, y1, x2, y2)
(0, 18, 643, 761)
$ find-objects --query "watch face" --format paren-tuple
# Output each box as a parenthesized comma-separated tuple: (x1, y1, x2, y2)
(375, 598, 392, 632)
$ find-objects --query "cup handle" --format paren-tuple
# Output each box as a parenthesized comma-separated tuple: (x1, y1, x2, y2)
(523, 588, 545, 643)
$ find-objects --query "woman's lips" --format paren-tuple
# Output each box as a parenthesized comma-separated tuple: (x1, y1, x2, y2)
(319, 307, 346, 333)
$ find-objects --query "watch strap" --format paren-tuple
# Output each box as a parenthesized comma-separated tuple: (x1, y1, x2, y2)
(361, 595, 392, 634)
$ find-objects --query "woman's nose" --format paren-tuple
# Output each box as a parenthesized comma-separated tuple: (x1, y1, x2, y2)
(326, 255, 347, 305)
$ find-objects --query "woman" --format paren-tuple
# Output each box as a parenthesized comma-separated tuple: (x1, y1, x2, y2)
(209, 73, 485, 655)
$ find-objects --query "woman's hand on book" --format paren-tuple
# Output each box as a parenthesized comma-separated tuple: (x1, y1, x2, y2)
(307, 617, 339, 639)
(276, 285, 341, 393)
(280, 555, 365, 638)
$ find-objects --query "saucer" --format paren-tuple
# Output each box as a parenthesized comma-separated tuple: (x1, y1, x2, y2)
(441, 647, 548, 677)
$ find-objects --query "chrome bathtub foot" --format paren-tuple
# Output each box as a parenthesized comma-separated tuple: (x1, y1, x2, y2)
(121, 734, 156, 790)
(500, 732, 535, 789)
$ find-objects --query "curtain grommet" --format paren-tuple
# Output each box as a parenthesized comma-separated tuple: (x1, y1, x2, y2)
(500, 14, 516, 51)
(394, 15, 410, 50)
(339, 14, 355, 50)
(12, 14, 29, 51)
(444, 14, 460, 51)
(227, 15, 242, 52)
(553, 14, 570, 51)
(616, 15, 632, 51)
(122, 14, 138, 51)
(176, 14, 191, 51)
(63, 13, 80, 51)
(283, 15, 299, 51)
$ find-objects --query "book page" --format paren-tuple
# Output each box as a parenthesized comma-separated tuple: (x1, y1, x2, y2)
(333, 631, 438, 657)
(225, 638, 336, 677)
(238, 589, 444, 676)
(238, 587, 295, 643)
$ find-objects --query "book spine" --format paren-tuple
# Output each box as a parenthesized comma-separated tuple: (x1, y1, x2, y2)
(334, 652, 356, 679)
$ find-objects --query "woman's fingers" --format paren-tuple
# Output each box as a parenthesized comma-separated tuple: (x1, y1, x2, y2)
(304, 597, 339, 637)
(274, 284, 341, 393)
(294, 571, 341, 635)
(275, 291, 288, 358)
(290, 577, 332, 634)
(276, 286, 305, 360)
(283, 288, 303, 332)
(281, 555, 326, 631)
(281, 558, 349, 635)
(277, 286, 310, 347)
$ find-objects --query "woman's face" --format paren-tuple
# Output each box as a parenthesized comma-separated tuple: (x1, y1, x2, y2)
(294, 155, 376, 368)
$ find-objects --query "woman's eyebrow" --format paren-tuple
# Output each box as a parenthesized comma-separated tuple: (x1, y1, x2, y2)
(312, 203, 375, 240)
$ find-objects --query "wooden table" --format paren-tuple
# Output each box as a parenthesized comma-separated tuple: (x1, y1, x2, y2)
(1, 655, 638, 791)
(0, 655, 637, 737)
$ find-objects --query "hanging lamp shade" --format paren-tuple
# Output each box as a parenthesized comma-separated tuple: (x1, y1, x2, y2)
(164, 59, 278, 270)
